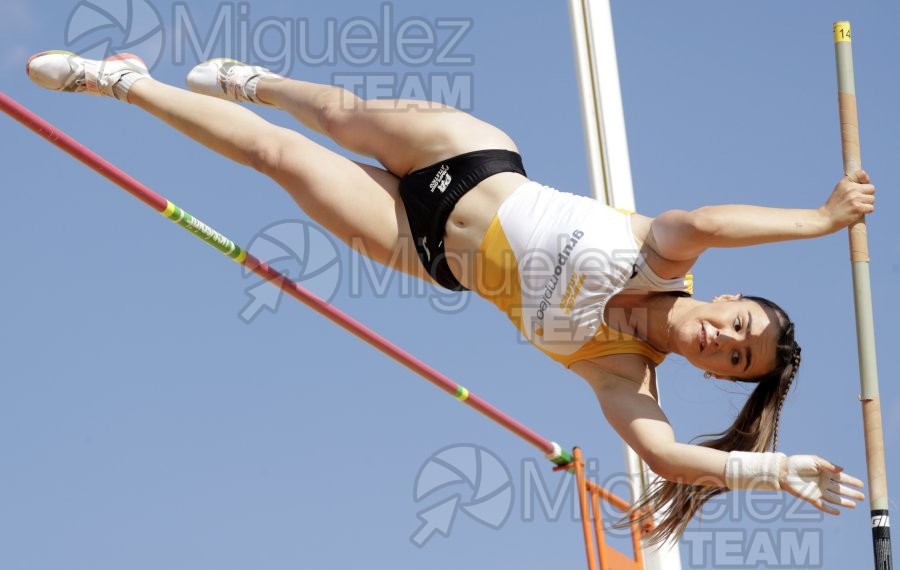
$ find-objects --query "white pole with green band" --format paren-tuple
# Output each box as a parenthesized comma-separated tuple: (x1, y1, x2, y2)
(833, 21, 893, 570)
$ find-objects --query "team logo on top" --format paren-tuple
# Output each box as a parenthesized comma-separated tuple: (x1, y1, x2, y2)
(410, 444, 513, 547)
(65, 0, 166, 72)
(429, 164, 452, 193)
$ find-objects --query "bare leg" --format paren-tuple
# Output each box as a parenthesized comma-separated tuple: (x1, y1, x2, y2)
(255, 77, 518, 177)
(126, 79, 429, 280)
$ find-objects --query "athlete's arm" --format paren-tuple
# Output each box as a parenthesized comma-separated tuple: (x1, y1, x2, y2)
(583, 364, 866, 514)
(644, 170, 875, 261)
(585, 365, 729, 485)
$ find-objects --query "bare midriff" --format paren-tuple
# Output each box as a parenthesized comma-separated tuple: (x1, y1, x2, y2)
(442, 172, 528, 290)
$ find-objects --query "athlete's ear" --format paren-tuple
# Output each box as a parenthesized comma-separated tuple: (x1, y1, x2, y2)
(712, 293, 743, 303)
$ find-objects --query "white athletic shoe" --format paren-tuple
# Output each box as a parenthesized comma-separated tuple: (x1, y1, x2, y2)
(186, 59, 280, 105)
(26, 51, 150, 101)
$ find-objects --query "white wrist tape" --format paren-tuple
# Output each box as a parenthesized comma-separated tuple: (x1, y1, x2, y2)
(724, 451, 787, 491)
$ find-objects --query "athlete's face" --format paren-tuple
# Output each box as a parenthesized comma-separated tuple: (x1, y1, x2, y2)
(671, 296, 780, 380)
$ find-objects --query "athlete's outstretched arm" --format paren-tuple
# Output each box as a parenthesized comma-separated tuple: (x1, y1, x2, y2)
(587, 367, 728, 484)
(585, 366, 866, 514)
(645, 170, 875, 261)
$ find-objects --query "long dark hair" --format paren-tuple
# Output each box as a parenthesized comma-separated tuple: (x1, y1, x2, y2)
(626, 295, 801, 544)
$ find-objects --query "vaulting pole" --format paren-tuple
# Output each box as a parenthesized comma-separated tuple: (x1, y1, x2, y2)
(832, 21, 893, 570)
(0, 91, 573, 467)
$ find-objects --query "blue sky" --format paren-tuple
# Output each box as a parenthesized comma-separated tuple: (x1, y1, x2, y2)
(0, 1, 897, 569)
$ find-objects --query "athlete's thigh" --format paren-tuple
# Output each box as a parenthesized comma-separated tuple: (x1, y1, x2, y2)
(269, 142, 432, 283)
(344, 98, 519, 175)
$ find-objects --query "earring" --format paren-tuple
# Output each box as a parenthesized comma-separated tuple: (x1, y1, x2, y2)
(704, 371, 713, 379)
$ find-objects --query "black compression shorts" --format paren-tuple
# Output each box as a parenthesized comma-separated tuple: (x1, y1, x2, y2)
(398, 149, 526, 291)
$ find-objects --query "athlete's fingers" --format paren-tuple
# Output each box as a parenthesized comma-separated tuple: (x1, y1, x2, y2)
(813, 497, 841, 516)
(822, 489, 857, 508)
(835, 471, 865, 489)
(825, 479, 865, 501)
(849, 169, 870, 184)
(831, 482, 866, 502)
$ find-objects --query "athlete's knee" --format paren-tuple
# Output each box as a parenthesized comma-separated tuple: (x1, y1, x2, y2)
(315, 87, 363, 138)
(245, 127, 292, 175)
